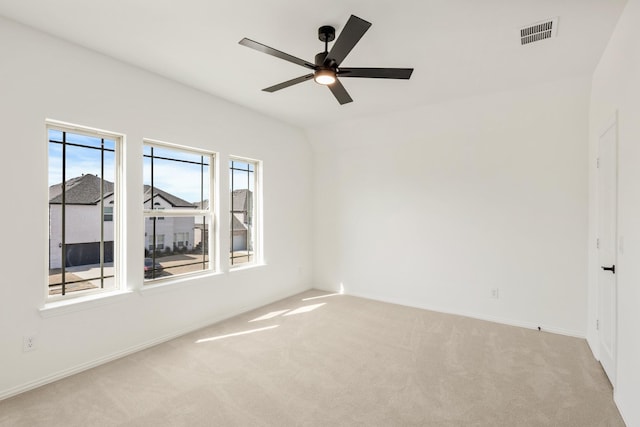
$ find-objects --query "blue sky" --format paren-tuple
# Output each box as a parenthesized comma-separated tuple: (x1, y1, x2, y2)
(49, 130, 255, 203)
(48, 130, 116, 187)
(143, 145, 211, 203)
(230, 160, 255, 193)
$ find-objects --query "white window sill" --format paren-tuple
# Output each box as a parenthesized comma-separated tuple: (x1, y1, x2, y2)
(140, 271, 224, 295)
(229, 262, 266, 273)
(40, 290, 134, 318)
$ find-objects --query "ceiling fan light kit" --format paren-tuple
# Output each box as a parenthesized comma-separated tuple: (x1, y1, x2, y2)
(239, 15, 413, 105)
(314, 69, 336, 85)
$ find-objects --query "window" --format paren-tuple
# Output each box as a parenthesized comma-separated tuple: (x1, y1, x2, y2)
(155, 234, 165, 250)
(103, 206, 113, 222)
(47, 122, 121, 298)
(143, 141, 214, 281)
(174, 232, 188, 249)
(230, 158, 260, 267)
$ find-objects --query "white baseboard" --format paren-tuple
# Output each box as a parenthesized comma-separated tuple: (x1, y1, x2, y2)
(586, 334, 600, 360)
(343, 290, 586, 339)
(614, 393, 631, 427)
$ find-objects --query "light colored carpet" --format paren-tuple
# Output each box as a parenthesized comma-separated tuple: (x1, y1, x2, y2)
(0, 290, 625, 426)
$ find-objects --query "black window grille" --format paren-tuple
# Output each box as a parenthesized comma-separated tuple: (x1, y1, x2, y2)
(230, 160, 256, 266)
(48, 128, 117, 296)
(143, 145, 212, 280)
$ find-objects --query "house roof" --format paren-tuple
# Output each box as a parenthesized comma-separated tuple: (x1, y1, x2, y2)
(49, 175, 195, 208)
(49, 174, 113, 205)
(193, 191, 252, 212)
(232, 214, 247, 231)
(192, 199, 209, 210)
(232, 189, 252, 212)
(143, 185, 195, 208)
(195, 191, 251, 211)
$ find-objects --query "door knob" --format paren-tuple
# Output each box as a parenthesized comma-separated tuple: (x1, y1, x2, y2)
(601, 265, 616, 274)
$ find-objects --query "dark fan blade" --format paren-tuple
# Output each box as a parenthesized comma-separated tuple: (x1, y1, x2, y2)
(325, 15, 372, 67)
(338, 68, 413, 79)
(263, 74, 314, 92)
(239, 38, 316, 70)
(328, 79, 353, 105)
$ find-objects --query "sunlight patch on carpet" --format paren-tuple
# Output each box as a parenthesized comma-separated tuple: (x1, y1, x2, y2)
(283, 303, 326, 316)
(196, 325, 279, 343)
(249, 310, 290, 322)
(302, 293, 341, 301)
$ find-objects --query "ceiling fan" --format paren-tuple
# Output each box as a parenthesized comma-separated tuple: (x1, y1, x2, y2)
(239, 15, 413, 105)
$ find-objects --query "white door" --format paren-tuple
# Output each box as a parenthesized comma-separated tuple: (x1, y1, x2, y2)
(597, 117, 618, 386)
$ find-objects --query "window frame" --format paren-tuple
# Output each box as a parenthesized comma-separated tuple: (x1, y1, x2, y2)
(45, 120, 124, 302)
(229, 156, 262, 269)
(143, 139, 216, 283)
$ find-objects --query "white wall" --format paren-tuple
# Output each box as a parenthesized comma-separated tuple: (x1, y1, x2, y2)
(310, 76, 590, 337)
(589, 0, 640, 424)
(0, 17, 313, 398)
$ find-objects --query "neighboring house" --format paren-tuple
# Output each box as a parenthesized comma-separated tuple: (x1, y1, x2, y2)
(49, 175, 196, 269)
(192, 191, 253, 252)
(143, 185, 196, 253)
(192, 199, 209, 252)
(49, 174, 115, 269)
(231, 189, 252, 251)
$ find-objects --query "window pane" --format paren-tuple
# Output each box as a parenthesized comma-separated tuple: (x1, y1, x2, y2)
(48, 127, 118, 297)
(65, 133, 103, 149)
(49, 129, 63, 143)
(143, 142, 213, 282)
(144, 146, 210, 207)
(230, 159, 257, 267)
(144, 216, 209, 280)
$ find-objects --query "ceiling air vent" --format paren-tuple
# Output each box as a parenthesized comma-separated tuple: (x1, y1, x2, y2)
(520, 17, 558, 45)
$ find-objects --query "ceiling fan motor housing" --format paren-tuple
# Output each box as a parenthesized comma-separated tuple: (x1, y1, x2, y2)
(315, 51, 329, 67)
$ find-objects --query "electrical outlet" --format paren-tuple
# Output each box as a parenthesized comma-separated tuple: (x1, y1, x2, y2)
(23, 335, 37, 352)
(491, 288, 500, 299)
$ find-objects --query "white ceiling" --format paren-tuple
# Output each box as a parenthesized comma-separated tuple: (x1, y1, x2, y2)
(0, 0, 627, 129)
